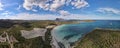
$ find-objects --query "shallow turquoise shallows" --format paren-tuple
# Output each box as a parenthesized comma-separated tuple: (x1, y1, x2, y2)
(52, 20, 120, 48)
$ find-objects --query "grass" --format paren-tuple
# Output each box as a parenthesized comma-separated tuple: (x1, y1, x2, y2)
(74, 29, 120, 48)
(0, 20, 79, 48)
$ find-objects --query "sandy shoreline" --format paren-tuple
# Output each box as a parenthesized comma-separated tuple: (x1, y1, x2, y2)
(50, 25, 72, 48)
(51, 25, 61, 48)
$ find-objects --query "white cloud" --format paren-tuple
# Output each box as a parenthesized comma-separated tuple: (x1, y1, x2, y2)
(3, 13, 63, 20)
(71, 0, 89, 9)
(49, 0, 66, 11)
(23, 0, 89, 14)
(59, 10, 70, 16)
(0, 2, 3, 10)
(1, 11, 13, 16)
(32, 9, 38, 12)
(23, 0, 49, 10)
(16, 5, 22, 10)
(97, 8, 120, 15)
(1, 13, 120, 20)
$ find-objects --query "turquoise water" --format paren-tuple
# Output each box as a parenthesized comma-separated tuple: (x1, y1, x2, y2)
(52, 20, 120, 48)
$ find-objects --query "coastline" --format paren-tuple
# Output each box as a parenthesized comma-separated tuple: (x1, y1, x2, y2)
(50, 21, 96, 48)
(73, 28, 120, 48)
(51, 25, 73, 48)
(50, 25, 63, 48)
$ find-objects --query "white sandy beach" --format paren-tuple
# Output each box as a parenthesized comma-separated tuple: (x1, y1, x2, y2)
(21, 28, 47, 39)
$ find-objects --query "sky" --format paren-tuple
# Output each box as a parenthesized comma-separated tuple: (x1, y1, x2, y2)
(0, 0, 120, 20)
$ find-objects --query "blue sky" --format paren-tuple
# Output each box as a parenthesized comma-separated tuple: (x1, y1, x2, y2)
(0, 0, 120, 20)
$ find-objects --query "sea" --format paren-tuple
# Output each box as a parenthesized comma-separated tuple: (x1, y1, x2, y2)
(52, 20, 120, 48)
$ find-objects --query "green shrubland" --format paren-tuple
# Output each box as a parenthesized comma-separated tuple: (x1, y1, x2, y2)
(74, 29, 120, 48)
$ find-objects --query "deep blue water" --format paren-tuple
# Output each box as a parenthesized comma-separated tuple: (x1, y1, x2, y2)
(52, 20, 120, 48)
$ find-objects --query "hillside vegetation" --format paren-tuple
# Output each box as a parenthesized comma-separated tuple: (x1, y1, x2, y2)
(0, 20, 79, 48)
(74, 29, 120, 48)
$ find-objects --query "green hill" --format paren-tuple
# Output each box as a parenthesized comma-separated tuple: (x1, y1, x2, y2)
(0, 20, 54, 48)
(74, 29, 120, 48)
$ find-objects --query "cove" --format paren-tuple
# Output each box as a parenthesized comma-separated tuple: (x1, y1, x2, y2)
(52, 20, 120, 48)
